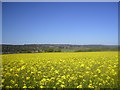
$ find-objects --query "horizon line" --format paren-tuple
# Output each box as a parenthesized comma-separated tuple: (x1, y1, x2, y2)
(1, 43, 118, 46)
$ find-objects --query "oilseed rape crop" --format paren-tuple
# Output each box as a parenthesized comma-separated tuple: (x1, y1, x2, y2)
(1, 51, 118, 88)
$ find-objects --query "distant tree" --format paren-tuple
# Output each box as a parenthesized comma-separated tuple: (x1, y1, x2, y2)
(47, 48, 54, 52)
(42, 48, 54, 52)
(27, 51, 32, 53)
(54, 48, 61, 52)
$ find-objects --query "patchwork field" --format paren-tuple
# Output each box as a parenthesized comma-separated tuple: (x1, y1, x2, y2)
(1, 52, 118, 88)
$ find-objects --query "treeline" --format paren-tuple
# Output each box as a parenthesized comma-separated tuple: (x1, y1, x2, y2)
(2, 45, 62, 54)
(75, 48, 118, 52)
(1, 44, 118, 54)
(4, 48, 61, 53)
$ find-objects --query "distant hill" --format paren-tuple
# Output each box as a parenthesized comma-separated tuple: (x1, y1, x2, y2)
(1, 44, 118, 54)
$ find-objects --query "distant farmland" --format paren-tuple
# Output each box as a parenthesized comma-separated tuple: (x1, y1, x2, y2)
(1, 44, 118, 54)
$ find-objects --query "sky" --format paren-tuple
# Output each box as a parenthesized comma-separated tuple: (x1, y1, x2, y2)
(2, 2, 118, 45)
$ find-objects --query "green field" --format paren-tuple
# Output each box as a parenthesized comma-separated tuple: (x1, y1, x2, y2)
(1, 51, 118, 88)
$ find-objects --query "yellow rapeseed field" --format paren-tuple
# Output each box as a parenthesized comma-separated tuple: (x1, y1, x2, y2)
(1, 51, 118, 88)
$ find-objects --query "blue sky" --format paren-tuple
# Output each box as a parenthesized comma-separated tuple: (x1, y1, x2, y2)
(2, 2, 118, 45)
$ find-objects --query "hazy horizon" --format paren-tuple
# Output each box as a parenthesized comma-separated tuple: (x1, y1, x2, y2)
(1, 43, 118, 46)
(2, 2, 118, 45)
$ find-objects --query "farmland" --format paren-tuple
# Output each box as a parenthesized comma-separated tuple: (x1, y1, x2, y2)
(1, 51, 118, 88)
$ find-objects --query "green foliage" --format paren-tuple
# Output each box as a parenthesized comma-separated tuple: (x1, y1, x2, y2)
(43, 48, 54, 52)
(54, 48, 61, 52)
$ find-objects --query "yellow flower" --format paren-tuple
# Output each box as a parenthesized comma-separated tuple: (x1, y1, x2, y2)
(15, 74, 19, 77)
(55, 70, 59, 74)
(21, 66, 25, 70)
(106, 76, 110, 80)
(10, 80, 15, 84)
(6, 86, 10, 88)
(26, 77, 30, 80)
(17, 68, 20, 71)
(77, 85, 82, 88)
(99, 83, 102, 86)
(10, 69, 13, 71)
(2, 79, 5, 83)
(88, 84, 94, 88)
(93, 75, 97, 77)
(53, 86, 56, 88)
(23, 86, 27, 88)
(61, 75, 66, 79)
(28, 86, 33, 88)
(15, 84, 18, 87)
(60, 84, 65, 88)
(96, 69, 101, 74)
(86, 71, 89, 74)
(80, 64, 84, 68)
(79, 75, 83, 78)
(40, 86, 44, 88)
